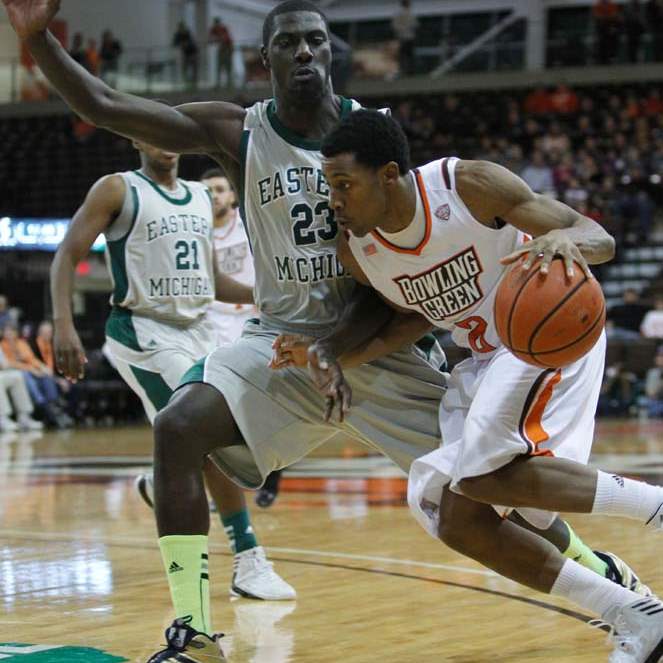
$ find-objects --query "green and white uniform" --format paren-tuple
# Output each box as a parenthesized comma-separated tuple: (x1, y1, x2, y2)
(104, 169, 217, 422)
(182, 99, 446, 488)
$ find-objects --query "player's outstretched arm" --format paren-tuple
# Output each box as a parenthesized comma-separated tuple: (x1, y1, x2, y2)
(3, 1, 244, 156)
(50, 175, 125, 382)
(455, 160, 616, 278)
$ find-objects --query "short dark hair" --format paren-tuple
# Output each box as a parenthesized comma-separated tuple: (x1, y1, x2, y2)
(200, 167, 227, 180)
(321, 109, 410, 174)
(262, 0, 328, 47)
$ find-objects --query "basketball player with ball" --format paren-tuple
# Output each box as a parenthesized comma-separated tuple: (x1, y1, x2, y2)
(276, 110, 663, 661)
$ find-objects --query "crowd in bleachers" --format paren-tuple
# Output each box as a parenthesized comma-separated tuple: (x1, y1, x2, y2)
(1, 80, 663, 427)
(0, 294, 142, 432)
(390, 83, 663, 252)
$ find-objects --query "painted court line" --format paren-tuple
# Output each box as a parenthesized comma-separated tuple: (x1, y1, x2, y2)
(0, 528, 496, 578)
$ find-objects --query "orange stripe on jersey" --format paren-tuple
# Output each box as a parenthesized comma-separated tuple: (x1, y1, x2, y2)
(371, 169, 432, 256)
(523, 368, 562, 450)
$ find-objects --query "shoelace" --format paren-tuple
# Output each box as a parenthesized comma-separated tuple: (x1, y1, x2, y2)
(589, 616, 638, 655)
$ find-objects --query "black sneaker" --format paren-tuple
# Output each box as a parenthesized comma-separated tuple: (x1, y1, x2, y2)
(595, 550, 652, 596)
(147, 617, 225, 662)
(255, 470, 282, 509)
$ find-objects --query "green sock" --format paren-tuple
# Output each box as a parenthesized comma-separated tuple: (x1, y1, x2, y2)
(562, 523, 610, 577)
(158, 534, 210, 634)
(221, 509, 258, 554)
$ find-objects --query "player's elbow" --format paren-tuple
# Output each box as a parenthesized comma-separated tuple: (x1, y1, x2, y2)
(81, 87, 125, 129)
(603, 234, 616, 262)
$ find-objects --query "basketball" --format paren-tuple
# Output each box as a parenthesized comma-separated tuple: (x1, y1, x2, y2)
(494, 256, 606, 368)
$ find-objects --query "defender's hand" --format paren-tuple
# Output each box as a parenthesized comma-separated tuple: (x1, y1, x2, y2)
(307, 341, 352, 423)
(269, 334, 314, 369)
(501, 229, 592, 280)
(53, 323, 87, 383)
(3, 0, 61, 41)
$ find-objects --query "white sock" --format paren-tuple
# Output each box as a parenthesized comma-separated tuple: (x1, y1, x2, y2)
(592, 470, 663, 524)
(551, 559, 641, 618)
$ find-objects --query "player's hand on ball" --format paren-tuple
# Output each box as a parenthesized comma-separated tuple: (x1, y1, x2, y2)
(307, 341, 352, 423)
(501, 229, 592, 280)
(53, 322, 87, 383)
(2, 0, 61, 41)
(269, 334, 314, 369)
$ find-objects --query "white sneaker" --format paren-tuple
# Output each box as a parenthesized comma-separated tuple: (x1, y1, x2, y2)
(0, 416, 18, 432)
(16, 415, 44, 431)
(231, 546, 296, 601)
(604, 597, 663, 662)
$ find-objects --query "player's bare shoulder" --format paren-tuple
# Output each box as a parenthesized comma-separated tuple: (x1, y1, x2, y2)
(455, 159, 533, 222)
(86, 173, 127, 211)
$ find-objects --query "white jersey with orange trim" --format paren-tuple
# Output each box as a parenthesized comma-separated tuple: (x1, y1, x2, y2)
(208, 210, 257, 344)
(346, 156, 606, 538)
(348, 157, 525, 357)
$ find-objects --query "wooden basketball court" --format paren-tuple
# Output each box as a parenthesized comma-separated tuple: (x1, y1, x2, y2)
(0, 419, 661, 662)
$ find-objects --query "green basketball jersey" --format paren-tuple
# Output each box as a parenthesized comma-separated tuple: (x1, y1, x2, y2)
(239, 98, 359, 336)
(104, 170, 215, 325)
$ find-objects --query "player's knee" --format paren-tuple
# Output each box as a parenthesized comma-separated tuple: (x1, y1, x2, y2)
(154, 402, 194, 453)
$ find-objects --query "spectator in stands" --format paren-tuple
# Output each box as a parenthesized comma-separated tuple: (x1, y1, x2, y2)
(69, 32, 87, 69)
(85, 38, 100, 76)
(209, 17, 233, 89)
(0, 324, 72, 429)
(524, 87, 552, 116)
(173, 21, 198, 86)
(0, 296, 11, 331)
(597, 362, 638, 416)
(564, 177, 590, 211)
(641, 296, 663, 338)
(617, 171, 655, 244)
(647, 0, 663, 61)
(644, 346, 663, 417)
(0, 345, 43, 432)
(542, 120, 571, 154)
(391, 0, 418, 76)
(593, 0, 622, 64)
(100, 30, 122, 84)
(520, 150, 555, 194)
(608, 288, 650, 337)
(549, 84, 580, 115)
(624, 0, 646, 62)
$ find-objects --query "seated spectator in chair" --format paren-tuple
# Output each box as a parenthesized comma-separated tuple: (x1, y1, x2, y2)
(0, 346, 43, 432)
(597, 362, 638, 417)
(0, 296, 11, 331)
(641, 296, 663, 339)
(0, 324, 72, 429)
(608, 288, 650, 338)
(644, 347, 663, 417)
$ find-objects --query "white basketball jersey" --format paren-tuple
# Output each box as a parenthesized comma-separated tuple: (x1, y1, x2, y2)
(104, 170, 215, 324)
(349, 157, 526, 356)
(209, 209, 255, 317)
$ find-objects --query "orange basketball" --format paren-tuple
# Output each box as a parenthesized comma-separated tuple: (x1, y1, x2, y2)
(494, 256, 606, 368)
